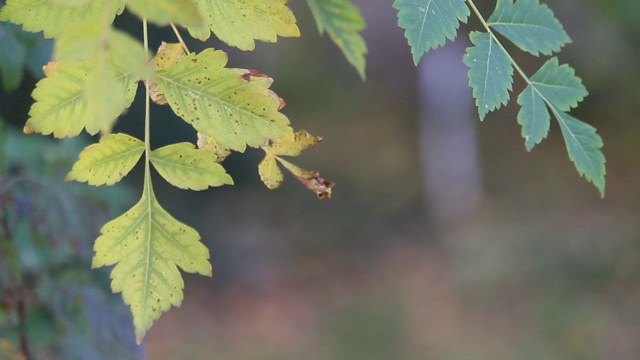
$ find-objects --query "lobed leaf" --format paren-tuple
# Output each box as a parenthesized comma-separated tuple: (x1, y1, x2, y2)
(530, 58, 587, 111)
(393, 0, 469, 64)
(0, 0, 125, 38)
(93, 184, 212, 342)
(150, 142, 233, 190)
(517, 85, 550, 151)
(187, 0, 300, 50)
(488, 0, 570, 56)
(555, 110, 606, 197)
(155, 48, 293, 152)
(25, 58, 138, 138)
(66, 133, 144, 186)
(126, 0, 202, 27)
(306, 0, 368, 79)
(464, 31, 514, 120)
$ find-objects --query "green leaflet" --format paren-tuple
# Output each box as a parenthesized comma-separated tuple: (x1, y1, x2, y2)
(517, 85, 550, 151)
(464, 31, 514, 120)
(556, 111, 606, 197)
(393, 0, 469, 64)
(0, 0, 125, 38)
(305, 0, 368, 80)
(126, 0, 202, 27)
(187, 0, 300, 50)
(488, 0, 570, 56)
(155, 48, 293, 152)
(92, 182, 212, 342)
(25, 57, 138, 137)
(529, 58, 587, 111)
(66, 133, 144, 186)
(150, 142, 233, 190)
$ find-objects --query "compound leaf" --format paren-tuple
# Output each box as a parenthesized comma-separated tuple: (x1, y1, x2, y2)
(517, 84, 550, 151)
(150, 142, 233, 190)
(530, 57, 587, 111)
(464, 31, 514, 120)
(393, 0, 469, 64)
(155, 48, 293, 152)
(187, 0, 300, 50)
(0, 0, 125, 38)
(488, 0, 570, 56)
(556, 110, 606, 197)
(66, 133, 144, 186)
(126, 0, 202, 27)
(93, 184, 212, 342)
(25, 58, 138, 137)
(306, 0, 367, 79)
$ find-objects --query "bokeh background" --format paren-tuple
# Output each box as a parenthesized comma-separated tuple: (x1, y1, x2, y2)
(2, 0, 640, 359)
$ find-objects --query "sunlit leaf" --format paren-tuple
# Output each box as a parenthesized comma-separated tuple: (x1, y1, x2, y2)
(24, 58, 138, 138)
(93, 183, 212, 342)
(148, 42, 186, 105)
(196, 132, 231, 163)
(66, 133, 144, 186)
(393, 0, 469, 64)
(150, 142, 233, 190)
(464, 31, 514, 120)
(0, 0, 125, 38)
(155, 49, 293, 152)
(306, 0, 367, 79)
(269, 130, 322, 157)
(488, 0, 570, 56)
(187, 0, 300, 50)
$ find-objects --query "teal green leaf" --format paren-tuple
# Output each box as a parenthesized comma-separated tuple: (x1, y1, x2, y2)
(306, 0, 368, 80)
(463, 31, 514, 120)
(126, 0, 202, 27)
(187, 0, 300, 50)
(393, 0, 469, 64)
(25, 58, 139, 137)
(66, 133, 144, 186)
(488, 0, 570, 56)
(517, 85, 550, 151)
(0, 22, 28, 91)
(0, 0, 125, 38)
(555, 111, 606, 197)
(530, 58, 587, 111)
(93, 183, 212, 342)
(150, 142, 233, 190)
(155, 49, 293, 152)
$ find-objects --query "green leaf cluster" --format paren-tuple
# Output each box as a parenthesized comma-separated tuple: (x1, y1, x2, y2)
(393, 0, 606, 196)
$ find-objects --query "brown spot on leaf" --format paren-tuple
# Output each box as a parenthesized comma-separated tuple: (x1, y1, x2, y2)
(241, 69, 268, 82)
(294, 171, 334, 199)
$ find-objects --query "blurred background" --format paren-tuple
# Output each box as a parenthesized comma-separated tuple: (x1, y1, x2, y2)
(2, 0, 640, 359)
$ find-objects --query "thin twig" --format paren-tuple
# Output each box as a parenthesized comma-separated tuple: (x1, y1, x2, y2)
(170, 23, 190, 54)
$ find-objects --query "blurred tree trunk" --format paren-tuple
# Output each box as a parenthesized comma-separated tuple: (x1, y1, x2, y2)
(418, 38, 482, 223)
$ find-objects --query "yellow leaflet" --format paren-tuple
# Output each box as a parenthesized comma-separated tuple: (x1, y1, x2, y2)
(187, 0, 300, 50)
(66, 133, 144, 186)
(150, 142, 233, 190)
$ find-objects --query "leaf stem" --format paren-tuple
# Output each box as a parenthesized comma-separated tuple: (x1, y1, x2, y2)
(466, 0, 530, 84)
(143, 18, 152, 195)
(170, 23, 190, 54)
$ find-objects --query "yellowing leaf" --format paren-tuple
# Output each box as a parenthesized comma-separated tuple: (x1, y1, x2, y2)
(148, 42, 187, 105)
(197, 132, 231, 163)
(276, 157, 334, 198)
(0, 0, 125, 38)
(66, 133, 144, 185)
(269, 130, 322, 156)
(126, 0, 202, 27)
(155, 49, 293, 152)
(150, 142, 233, 190)
(187, 0, 300, 50)
(24, 58, 139, 138)
(93, 184, 212, 342)
(258, 154, 283, 189)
